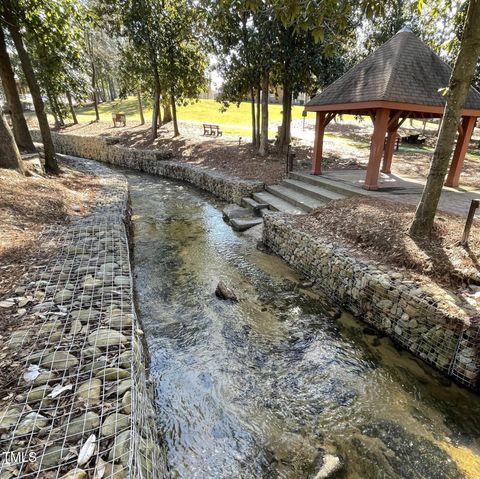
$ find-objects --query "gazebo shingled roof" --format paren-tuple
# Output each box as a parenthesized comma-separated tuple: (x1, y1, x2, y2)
(305, 29, 480, 189)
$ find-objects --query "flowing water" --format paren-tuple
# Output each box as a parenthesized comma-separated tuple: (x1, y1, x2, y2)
(126, 170, 480, 479)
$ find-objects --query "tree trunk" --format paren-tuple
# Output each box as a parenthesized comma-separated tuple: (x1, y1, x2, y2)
(6, 12, 58, 173)
(151, 65, 161, 139)
(137, 89, 145, 125)
(259, 72, 269, 157)
(256, 87, 260, 148)
(278, 84, 292, 152)
(108, 78, 115, 101)
(66, 91, 78, 124)
(0, 27, 35, 152)
(171, 90, 179, 137)
(163, 101, 172, 123)
(251, 88, 256, 146)
(47, 89, 61, 129)
(0, 113, 25, 173)
(91, 64, 100, 121)
(158, 99, 162, 127)
(409, 0, 480, 238)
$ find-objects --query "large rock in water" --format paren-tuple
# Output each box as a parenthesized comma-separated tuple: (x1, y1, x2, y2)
(215, 281, 238, 302)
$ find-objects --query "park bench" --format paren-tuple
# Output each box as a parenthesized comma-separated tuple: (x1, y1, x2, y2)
(401, 133, 426, 145)
(203, 124, 222, 137)
(112, 112, 126, 127)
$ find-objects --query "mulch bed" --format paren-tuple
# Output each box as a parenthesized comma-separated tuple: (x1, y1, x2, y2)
(292, 197, 480, 289)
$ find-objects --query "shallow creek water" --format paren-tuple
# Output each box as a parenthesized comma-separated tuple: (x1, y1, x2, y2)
(125, 170, 480, 479)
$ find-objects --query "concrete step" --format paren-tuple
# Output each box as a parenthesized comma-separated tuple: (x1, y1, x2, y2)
(289, 171, 365, 197)
(241, 196, 270, 215)
(281, 178, 346, 202)
(253, 191, 305, 215)
(266, 185, 325, 212)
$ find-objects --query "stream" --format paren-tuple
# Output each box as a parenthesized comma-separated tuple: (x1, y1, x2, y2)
(125, 169, 480, 479)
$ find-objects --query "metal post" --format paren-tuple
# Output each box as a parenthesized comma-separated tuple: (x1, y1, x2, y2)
(461, 199, 479, 245)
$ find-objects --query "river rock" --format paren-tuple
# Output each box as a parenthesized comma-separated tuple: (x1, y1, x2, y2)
(70, 319, 83, 335)
(96, 367, 130, 381)
(59, 469, 87, 479)
(71, 309, 99, 323)
(109, 429, 131, 464)
(109, 313, 133, 331)
(0, 299, 15, 308)
(31, 301, 55, 313)
(8, 330, 32, 347)
(88, 329, 128, 348)
(39, 319, 62, 334)
(101, 412, 130, 437)
(119, 350, 132, 369)
(54, 289, 73, 304)
(0, 406, 22, 429)
(215, 281, 238, 301)
(77, 378, 102, 406)
(39, 445, 70, 470)
(65, 411, 100, 441)
(115, 379, 132, 397)
(15, 412, 48, 435)
(41, 351, 78, 370)
(122, 390, 132, 414)
(83, 277, 104, 289)
(114, 276, 130, 286)
(314, 454, 343, 479)
(27, 385, 52, 403)
(103, 463, 125, 479)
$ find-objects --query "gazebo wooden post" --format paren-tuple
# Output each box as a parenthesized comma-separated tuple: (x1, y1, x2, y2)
(364, 108, 390, 190)
(312, 112, 326, 175)
(445, 116, 477, 187)
(382, 118, 401, 174)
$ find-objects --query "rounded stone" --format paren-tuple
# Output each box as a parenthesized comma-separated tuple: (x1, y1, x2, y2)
(65, 411, 100, 441)
(88, 329, 128, 348)
(122, 390, 132, 414)
(114, 276, 130, 286)
(27, 385, 52, 403)
(54, 289, 73, 304)
(96, 368, 130, 381)
(101, 412, 130, 437)
(77, 378, 102, 406)
(41, 351, 78, 370)
(108, 429, 131, 464)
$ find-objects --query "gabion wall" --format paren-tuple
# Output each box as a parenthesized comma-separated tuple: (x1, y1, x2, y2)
(30, 130, 264, 204)
(0, 158, 167, 478)
(263, 212, 480, 390)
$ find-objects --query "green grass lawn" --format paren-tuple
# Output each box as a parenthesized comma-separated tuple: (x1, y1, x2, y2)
(69, 96, 313, 137)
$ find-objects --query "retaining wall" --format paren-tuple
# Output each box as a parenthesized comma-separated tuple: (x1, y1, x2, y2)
(0, 157, 166, 478)
(31, 130, 264, 204)
(263, 212, 480, 390)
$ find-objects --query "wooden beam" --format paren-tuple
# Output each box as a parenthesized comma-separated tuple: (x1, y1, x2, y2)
(387, 111, 403, 131)
(304, 100, 480, 118)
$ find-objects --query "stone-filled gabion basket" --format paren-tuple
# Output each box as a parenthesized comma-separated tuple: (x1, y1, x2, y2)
(263, 211, 480, 391)
(30, 130, 265, 205)
(0, 158, 167, 478)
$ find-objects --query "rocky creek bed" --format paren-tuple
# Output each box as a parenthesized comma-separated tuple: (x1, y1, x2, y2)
(0, 157, 165, 478)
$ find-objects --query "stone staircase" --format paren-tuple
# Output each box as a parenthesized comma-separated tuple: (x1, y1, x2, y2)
(243, 171, 363, 214)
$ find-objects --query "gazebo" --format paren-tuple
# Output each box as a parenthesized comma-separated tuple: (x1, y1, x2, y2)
(304, 28, 480, 190)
